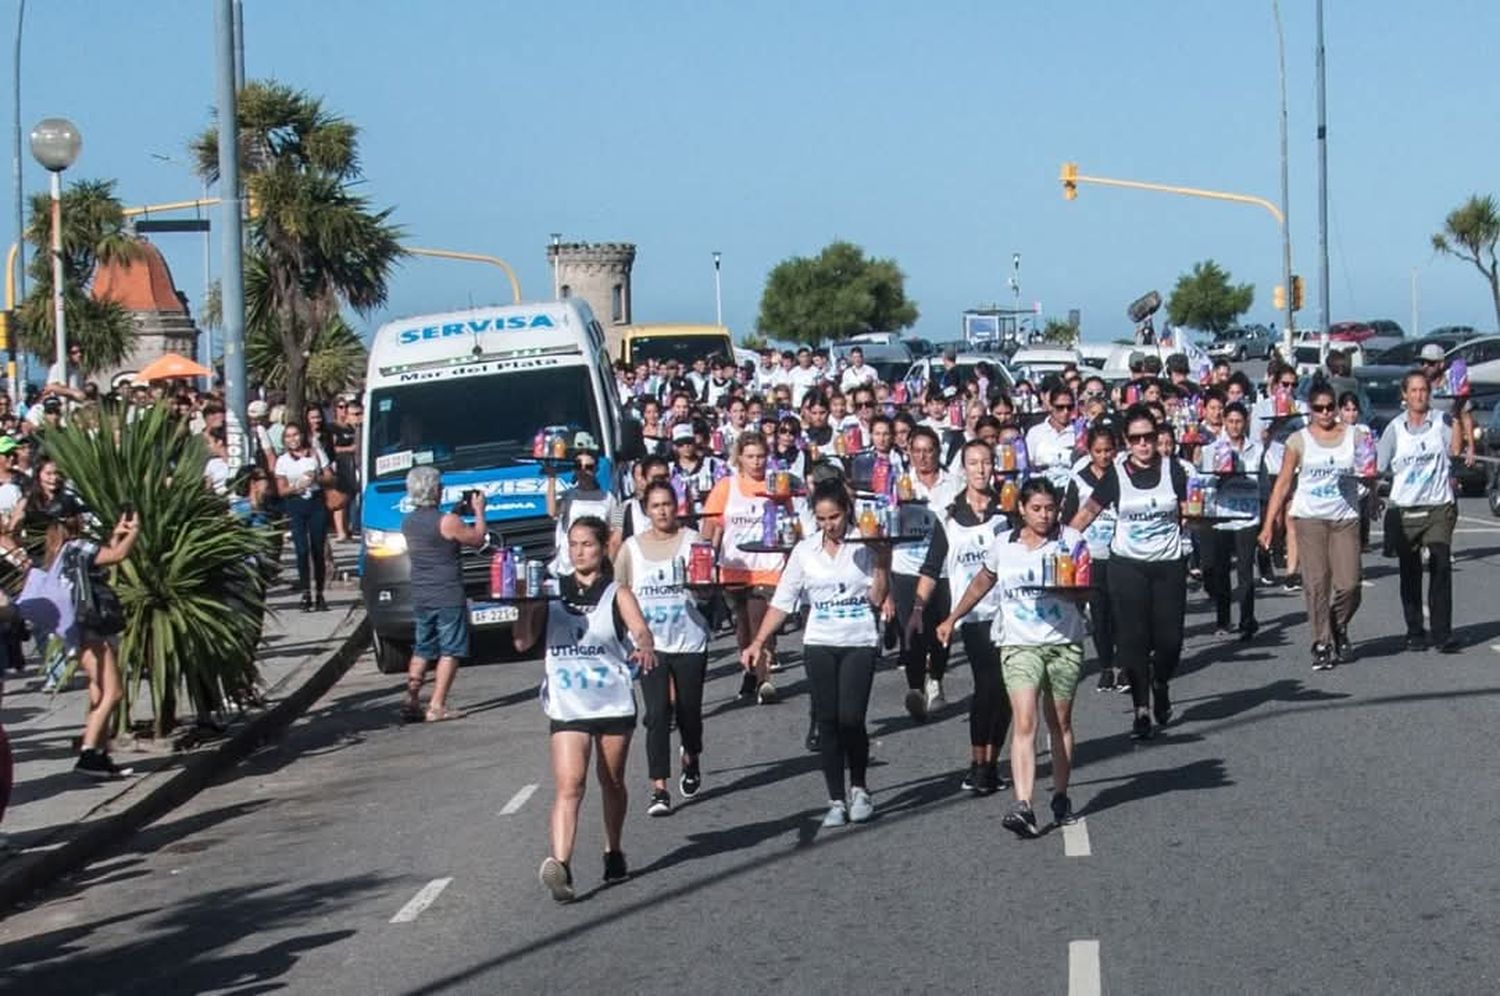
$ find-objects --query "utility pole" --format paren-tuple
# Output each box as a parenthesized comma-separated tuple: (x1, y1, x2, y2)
(712, 251, 722, 327)
(215, 0, 247, 465)
(1315, 0, 1331, 340)
(11, 0, 25, 399)
(233, 0, 245, 90)
(1273, 0, 1295, 360)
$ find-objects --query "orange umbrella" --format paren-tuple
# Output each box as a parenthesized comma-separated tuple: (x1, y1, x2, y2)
(136, 352, 212, 382)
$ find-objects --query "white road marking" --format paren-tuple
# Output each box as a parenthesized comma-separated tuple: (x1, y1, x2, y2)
(1062, 818, 1092, 857)
(1069, 939, 1102, 996)
(1460, 515, 1500, 529)
(390, 877, 452, 923)
(500, 783, 539, 815)
(1361, 580, 1374, 588)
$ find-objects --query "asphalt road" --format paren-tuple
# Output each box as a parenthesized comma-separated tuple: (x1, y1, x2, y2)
(4, 498, 1500, 995)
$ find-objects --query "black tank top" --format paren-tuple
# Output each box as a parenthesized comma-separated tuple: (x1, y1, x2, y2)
(401, 507, 464, 611)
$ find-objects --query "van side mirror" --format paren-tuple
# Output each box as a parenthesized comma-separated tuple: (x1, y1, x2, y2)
(617, 417, 646, 462)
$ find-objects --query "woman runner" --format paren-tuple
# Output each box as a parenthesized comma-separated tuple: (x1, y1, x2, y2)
(1069, 405, 1189, 740)
(1063, 425, 1121, 690)
(742, 479, 891, 827)
(919, 438, 1012, 794)
(939, 478, 1088, 835)
(891, 426, 958, 721)
(1259, 382, 1367, 669)
(514, 518, 657, 903)
(615, 481, 710, 817)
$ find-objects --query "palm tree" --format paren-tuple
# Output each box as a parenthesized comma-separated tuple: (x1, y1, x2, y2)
(191, 80, 403, 417)
(204, 275, 368, 401)
(1432, 194, 1500, 331)
(17, 178, 141, 376)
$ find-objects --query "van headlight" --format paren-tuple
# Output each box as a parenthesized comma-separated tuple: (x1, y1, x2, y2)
(364, 529, 408, 558)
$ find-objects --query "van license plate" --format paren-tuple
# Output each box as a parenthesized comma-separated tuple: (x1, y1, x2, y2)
(470, 604, 519, 626)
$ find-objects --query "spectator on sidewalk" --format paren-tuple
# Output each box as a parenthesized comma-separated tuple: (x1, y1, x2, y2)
(275, 423, 333, 613)
(400, 466, 488, 723)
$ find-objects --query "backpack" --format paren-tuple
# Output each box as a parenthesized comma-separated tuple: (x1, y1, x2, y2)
(63, 543, 125, 637)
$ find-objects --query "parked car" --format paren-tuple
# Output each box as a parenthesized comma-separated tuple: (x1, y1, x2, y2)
(1328, 321, 1377, 343)
(1371, 332, 1483, 366)
(1207, 325, 1275, 361)
(1077, 343, 1115, 370)
(1009, 345, 1082, 381)
(1484, 401, 1500, 516)
(903, 354, 1015, 396)
(904, 337, 935, 358)
(1445, 334, 1500, 382)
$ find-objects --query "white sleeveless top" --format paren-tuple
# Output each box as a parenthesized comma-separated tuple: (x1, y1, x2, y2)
(943, 514, 1006, 624)
(1290, 427, 1359, 521)
(718, 474, 786, 578)
(540, 582, 637, 721)
(770, 532, 878, 648)
(1071, 458, 1117, 560)
(550, 489, 617, 576)
(1387, 416, 1454, 509)
(988, 526, 1089, 646)
(624, 534, 708, 654)
(1109, 457, 1183, 562)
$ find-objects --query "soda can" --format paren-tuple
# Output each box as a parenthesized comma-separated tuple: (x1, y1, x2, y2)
(671, 558, 686, 586)
(1042, 555, 1057, 587)
(526, 560, 545, 598)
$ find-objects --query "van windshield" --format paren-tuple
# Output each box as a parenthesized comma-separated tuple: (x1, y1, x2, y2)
(629, 336, 732, 365)
(367, 365, 603, 478)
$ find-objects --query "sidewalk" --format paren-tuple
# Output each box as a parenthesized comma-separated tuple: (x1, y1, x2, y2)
(0, 542, 371, 909)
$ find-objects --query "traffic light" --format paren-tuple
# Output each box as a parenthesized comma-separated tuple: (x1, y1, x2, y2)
(1291, 275, 1304, 311)
(1060, 162, 1078, 201)
(1273, 285, 1286, 311)
(0, 310, 11, 353)
(246, 183, 262, 221)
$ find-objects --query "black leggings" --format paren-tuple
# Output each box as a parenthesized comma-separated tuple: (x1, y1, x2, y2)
(962, 621, 1010, 749)
(804, 644, 877, 800)
(1199, 528, 1258, 630)
(284, 495, 328, 594)
(1108, 557, 1187, 711)
(891, 573, 950, 690)
(1088, 558, 1116, 670)
(639, 650, 707, 781)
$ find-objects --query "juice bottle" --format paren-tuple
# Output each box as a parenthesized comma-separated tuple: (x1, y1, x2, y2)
(1057, 549, 1076, 587)
(551, 433, 568, 459)
(897, 472, 915, 502)
(999, 478, 1019, 512)
(1000, 443, 1016, 472)
(858, 503, 879, 538)
(1186, 480, 1204, 517)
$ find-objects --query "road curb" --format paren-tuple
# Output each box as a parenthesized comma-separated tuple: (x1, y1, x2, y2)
(0, 606, 372, 914)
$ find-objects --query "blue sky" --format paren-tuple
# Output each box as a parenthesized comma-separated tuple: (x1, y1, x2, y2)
(8, 0, 1500, 351)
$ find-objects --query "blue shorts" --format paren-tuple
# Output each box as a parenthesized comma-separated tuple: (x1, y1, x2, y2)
(413, 606, 469, 661)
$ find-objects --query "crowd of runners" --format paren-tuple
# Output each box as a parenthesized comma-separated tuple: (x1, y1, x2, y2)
(408, 341, 1474, 903)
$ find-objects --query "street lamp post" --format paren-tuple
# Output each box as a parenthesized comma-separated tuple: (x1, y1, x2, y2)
(550, 232, 562, 299)
(29, 117, 80, 386)
(712, 251, 722, 327)
(1009, 252, 1021, 341)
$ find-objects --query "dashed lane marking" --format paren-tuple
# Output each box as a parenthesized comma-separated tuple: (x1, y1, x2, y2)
(500, 783, 539, 815)
(390, 877, 452, 924)
(1062, 818, 1092, 857)
(1069, 939, 1102, 996)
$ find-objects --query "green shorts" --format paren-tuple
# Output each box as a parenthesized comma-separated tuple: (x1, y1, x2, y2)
(1001, 643, 1084, 701)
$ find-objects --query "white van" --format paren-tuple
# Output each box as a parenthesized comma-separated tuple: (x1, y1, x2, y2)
(359, 300, 634, 672)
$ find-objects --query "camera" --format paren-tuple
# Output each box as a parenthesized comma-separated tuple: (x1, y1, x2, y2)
(453, 489, 482, 515)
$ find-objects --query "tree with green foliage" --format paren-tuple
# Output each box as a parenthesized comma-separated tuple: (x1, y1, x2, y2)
(1165, 260, 1254, 335)
(1040, 317, 1079, 345)
(16, 179, 140, 376)
(191, 80, 402, 416)
(757, 241, 918, 347)
(1431, 194, 1500, 330)
(204, 279, 367, 399)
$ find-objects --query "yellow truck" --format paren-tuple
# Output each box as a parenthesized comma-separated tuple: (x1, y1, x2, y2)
(616, 324, 736, 367)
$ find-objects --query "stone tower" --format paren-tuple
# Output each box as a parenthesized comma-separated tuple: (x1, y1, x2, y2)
(547, 241, 636, 355)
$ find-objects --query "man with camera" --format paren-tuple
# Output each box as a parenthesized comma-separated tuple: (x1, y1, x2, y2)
(400, 466, 490, 723)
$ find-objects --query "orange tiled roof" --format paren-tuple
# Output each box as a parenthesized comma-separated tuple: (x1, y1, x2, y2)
(91, 238, 186, 313)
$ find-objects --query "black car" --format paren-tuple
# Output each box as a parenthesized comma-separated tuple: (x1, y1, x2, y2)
(1368, 332, 1482, 366)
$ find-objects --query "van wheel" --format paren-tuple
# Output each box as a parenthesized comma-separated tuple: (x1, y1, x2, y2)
(374, 633, 412, 674)
(1489, 476, 1500, 518)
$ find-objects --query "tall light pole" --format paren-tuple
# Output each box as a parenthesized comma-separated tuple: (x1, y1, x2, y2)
(214, 0, 247, 465)
(550, 232, 561, 299)
(712, 250, 722, 327)
(1315, 0, 1331, 338)
(29, 117, 80, 386)
(1009, 252, 1021, 340)
(1273, 0, 1295, 359)
(11, 0, 26, 399)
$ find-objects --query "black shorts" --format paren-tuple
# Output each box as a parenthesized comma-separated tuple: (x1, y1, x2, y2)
(549, 715, 637, 737)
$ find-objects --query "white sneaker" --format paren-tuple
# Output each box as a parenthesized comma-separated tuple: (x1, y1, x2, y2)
(848, 787, 874, 823)
(821, 800, 849, 828)
(925, 677, 944, 710)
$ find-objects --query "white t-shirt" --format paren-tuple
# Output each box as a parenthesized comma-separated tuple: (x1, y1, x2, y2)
(770, 532, 879, 648)
(787, 365, 822, 408)
(205, 457, 232, 495)
(275, 451, 326, 496)
(840, 364, 878, 392)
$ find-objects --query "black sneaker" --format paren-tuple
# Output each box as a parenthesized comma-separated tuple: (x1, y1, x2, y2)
(300, 593, 314, 613)
(1152, 684, 1173, 728)
(1282, 573, 1303, 592)
(1332, 627, 1353, 663)
(1405, 633, 1430, 652)
(737, 671, 758, 700)
(1095, 668, 1116, 692)
(75, 749, 127, 779)
(1130, 713, 1154, 741)
(961, 762, 981, 794)
(1050, 793, 1076, 826)
(977, 761, 1001, 796)
(1311, 642, 1335, 671)
(904, 688, 928, 722)
(603, 850, 629, 884)
(1001, 801, 1040, 839)
(679, 754, 701, 798)
(1436, 637, 1461, 655)
(1239, 621, 1259, 643)
(647, 789, 671, 817)
(991, 761, 1011, 791)
(314, 595, 329, 612)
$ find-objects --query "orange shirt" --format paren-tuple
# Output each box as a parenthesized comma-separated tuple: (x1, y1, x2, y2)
(704, 474, 785, 587)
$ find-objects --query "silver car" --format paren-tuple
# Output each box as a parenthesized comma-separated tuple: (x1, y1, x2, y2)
(1207, 325, 1274, 362)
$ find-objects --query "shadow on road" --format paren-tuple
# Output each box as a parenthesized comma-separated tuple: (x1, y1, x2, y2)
(1072, 757, 1234, 816)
